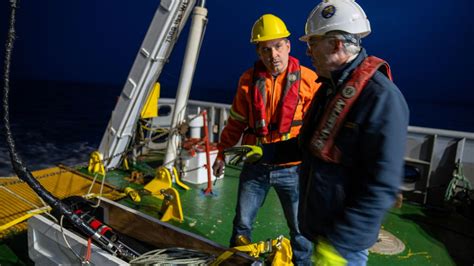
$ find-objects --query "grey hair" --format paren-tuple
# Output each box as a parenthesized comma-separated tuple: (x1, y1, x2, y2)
(326, 31, 361, 56)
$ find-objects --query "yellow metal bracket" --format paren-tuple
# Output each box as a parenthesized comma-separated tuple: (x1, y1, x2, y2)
(172, 166, 190, 190)
(144, 166, 172, 200)
(87, 151, 106, 176)
(159, 187, 184, 222)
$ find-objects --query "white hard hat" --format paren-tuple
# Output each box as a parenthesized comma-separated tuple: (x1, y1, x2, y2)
(300, 0, 371, 41)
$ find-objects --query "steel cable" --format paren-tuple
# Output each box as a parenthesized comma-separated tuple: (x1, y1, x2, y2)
(1, 0, 138, 261)
(129, 247, 215, 265)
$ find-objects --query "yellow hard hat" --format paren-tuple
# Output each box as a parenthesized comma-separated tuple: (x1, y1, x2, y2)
(250, 14, 290, 43)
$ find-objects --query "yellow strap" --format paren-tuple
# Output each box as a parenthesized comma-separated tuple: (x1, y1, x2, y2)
(124, 187, 141, 202)
(210, 250, 236, 266)
(0, 207, 51, 232)
(210, 241, 268, 265)
(211, 236, 293, 265)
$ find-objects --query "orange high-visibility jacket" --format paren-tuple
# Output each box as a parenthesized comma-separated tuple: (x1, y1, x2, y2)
(217, 60, 320, 160)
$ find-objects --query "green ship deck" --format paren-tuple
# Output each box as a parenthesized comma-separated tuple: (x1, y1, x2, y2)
(1, 159, 473, 265)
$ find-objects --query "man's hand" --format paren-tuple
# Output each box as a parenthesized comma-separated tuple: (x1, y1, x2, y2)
(212, 158, 226, 177)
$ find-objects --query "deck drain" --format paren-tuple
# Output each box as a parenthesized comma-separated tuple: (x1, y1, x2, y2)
(369, 229, 405, 255)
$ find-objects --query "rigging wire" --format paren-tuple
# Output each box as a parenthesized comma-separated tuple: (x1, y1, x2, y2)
(1, 2, 224, 264)
(1, 0, 138, 261)
(98, 127, 173, 170)
(59, 215, 83, 263)
(84, 172, 107, 208)
(112, 113, 202, 170)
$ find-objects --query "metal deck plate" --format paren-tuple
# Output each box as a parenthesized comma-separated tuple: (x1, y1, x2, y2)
(369, 229, 406, 255)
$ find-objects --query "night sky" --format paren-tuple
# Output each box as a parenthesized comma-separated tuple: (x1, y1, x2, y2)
(1, 0, 473, 131)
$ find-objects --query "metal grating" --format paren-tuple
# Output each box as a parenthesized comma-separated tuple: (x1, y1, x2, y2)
(0, 166, 123, 239)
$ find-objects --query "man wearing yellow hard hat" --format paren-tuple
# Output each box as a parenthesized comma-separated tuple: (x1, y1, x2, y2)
(212, 14, 319, 265)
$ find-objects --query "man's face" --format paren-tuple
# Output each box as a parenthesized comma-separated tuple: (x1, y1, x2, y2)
(256, 38, 291, 75)
(306, 35, 335, 78)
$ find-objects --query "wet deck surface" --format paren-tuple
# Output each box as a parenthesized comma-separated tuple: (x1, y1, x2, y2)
(98, 161, 474, 265)
(1, 161, 474, 265)
(105, 164, 289, 247)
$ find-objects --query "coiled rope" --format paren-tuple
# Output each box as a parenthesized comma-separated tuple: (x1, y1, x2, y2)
(129, 247, 215, 265)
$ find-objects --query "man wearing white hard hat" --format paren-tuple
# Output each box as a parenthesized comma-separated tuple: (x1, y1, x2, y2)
(297, 0, 409, 265)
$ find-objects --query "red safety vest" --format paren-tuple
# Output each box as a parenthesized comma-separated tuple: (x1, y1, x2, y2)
(252, 56, 301, 136)
(309, 56, 392, 163)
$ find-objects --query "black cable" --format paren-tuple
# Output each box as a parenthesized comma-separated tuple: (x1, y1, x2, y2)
(1, 0, 137, 261)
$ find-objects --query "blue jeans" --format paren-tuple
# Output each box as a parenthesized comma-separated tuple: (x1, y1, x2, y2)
(230, 163, 313, 265)
(336, 247, 369, 266)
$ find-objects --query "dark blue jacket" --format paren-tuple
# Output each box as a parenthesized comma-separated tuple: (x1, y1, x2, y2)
(298, 49, 409, 253)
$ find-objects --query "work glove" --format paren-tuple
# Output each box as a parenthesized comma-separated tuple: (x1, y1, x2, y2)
(224, 145, 263, 165)
(241, 145, 263, 163)
(212, 158, 226, 177)
(312, 238, 347, 266)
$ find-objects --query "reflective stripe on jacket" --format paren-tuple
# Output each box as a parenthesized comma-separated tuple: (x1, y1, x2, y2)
(218, 60, 319, 160)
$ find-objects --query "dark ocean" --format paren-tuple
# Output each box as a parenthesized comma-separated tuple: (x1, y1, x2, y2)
(1, 79, 473, 177)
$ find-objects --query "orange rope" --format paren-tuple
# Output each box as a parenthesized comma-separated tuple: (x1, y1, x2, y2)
(85, 237, 92, 262)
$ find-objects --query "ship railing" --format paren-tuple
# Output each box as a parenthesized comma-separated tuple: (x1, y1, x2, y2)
(405, 126, 474, 206)
(143, 98, 230, 151)
(148, 98, 474, 207)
